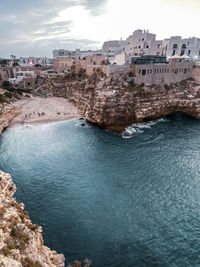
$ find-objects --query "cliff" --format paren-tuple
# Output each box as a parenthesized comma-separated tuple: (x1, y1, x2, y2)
(0, 170, 65, 267)
(36, 74, 200, 131)
(0, 108, 20, 134)
(0, 87, 25, 134)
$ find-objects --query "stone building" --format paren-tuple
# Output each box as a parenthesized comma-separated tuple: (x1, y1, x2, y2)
(131, 61, 194, 85)
(125, 29, 163, 56)
(53, 58, 75, 73)
(53, 55, 106, 75)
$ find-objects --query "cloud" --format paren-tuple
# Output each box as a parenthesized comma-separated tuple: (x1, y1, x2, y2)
(0, 0, 108, 57)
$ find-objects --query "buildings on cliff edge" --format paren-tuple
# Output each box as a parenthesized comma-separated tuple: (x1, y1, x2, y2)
(50, 29, 200, 86)
(1, 29, 200, 88)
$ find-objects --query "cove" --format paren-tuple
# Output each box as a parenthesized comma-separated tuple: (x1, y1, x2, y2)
(1, 115, 200, 266)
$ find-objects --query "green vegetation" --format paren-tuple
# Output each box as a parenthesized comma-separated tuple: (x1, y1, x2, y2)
(0, 94, 10, 104)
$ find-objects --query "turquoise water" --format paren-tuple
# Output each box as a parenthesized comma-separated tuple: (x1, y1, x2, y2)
(1, 115, 200, 266)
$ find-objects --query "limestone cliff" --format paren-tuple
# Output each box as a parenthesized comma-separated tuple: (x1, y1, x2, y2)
(36, 75, 200, 131)
(0, 108, 20, 134)
(0, 170, 65, 267)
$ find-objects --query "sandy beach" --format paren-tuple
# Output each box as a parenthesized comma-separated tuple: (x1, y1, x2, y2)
(9, 96, 82, 127)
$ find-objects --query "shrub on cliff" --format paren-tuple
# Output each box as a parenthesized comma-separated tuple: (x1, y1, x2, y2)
(0, 94, 9, 103)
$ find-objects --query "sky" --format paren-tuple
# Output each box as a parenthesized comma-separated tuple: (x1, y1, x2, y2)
(0, 0, 200, 58)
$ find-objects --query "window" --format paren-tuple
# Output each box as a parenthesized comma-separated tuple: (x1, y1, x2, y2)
(147, 69, 149, 74)
(188, 50, 191, 56)
(139, 69, 141, 74)
(180, 50, 185, 56)
(138, 46, 141, 48)
(142, 69, 146, 76)
(142, 38, 144, 41)
(173, 44, 178, 49)
(182, 44, 186, 49)
(150, 69, 152, 74)
(184, 69, 187, 74)
(146, 45, 149, 49)
(158, 44, 161, 48)
(172, 50, 176, 56)
(162, 69, 164, 73)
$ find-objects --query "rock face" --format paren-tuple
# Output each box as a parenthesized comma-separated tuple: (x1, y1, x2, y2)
(36, 75, 200, 131)
(0, 108, 20, 135)
(0, 170, 65, 267)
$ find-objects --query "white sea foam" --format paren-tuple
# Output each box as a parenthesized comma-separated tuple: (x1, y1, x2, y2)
(122, 118, 167, 138)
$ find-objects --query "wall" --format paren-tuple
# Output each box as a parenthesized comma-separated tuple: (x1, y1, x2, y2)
(193, 65, 200, 84)
(0, 68, 14, 83)
(53, 58, 75, 73)
(132, 61, 194, 85)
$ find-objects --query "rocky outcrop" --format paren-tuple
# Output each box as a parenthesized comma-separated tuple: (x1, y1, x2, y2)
(0, 108, 20, 134)
(36, 75, 200, 131)
(0, 170, 65, 267)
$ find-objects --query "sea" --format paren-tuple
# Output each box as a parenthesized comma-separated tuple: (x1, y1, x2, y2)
(1, 114, 200, 266)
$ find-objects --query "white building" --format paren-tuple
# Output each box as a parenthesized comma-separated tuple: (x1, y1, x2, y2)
(9, 71, 36, 84)
(125, 29, 163, 56)
(109, 53, 132, 65)
(102, 40, 126, 57)
(164, 36, 200, 61)
(52, 49, 103, 59)
(19, 57, 53, 67)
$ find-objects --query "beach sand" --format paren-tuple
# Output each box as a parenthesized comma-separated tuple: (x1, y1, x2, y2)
(9, 96, 82, 127)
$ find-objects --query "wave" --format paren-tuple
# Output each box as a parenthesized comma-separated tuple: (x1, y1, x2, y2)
(122, 118, 167, 138)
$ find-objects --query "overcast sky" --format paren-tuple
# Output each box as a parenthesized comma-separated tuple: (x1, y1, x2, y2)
(0, 0, 199, 58)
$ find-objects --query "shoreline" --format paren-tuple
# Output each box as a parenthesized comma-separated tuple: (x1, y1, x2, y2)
(8, 96, 82, 128)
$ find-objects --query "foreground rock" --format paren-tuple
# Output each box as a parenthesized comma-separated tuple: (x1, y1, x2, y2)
(0, 170, 65, 267)
(36, 74, 200, 131)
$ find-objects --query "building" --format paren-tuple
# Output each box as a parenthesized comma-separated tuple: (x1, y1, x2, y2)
(0, 68, 14, 83)
(53, 49, 103, 60)
(125, 29, 163, 56)
(164, 36, 200, 61)
(53, 55, 106, 75)
(102, 40, 126, 57)
(19, 57, 53, 67)
(53, 58, 75, 73)
(109, 53, 132, 65)
(132, 55, 167, 65)
(8, 70, 36, 85)
(130, 57, 194, 85)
